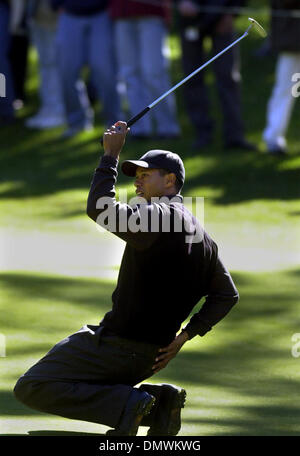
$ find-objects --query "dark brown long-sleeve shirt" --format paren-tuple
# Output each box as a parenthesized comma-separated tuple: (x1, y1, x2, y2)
(87, 155, 239, 346)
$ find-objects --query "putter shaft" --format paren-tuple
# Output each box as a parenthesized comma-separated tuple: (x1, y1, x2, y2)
(101, 17, 266, 141)
(127, 19, 265, 128)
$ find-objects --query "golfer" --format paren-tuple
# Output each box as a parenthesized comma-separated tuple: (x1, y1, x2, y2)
(14, 121, 239, 436)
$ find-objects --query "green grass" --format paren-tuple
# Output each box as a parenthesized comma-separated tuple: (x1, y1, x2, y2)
(1, 3, 300, 436)
(1, 269, 300, 435)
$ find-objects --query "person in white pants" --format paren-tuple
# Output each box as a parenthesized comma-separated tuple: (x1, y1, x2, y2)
(263, 0, 300, 155)
(25, 0, 65, 130)
(263, 53, 300, 154)
(109, 0, 180, 140)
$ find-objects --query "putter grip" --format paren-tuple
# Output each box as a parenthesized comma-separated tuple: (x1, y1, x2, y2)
(100, 106, 150, 146)
(126, 106, 150, 127)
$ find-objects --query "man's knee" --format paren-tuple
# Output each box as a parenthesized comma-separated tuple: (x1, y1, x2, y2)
(13, 376, 41, 408)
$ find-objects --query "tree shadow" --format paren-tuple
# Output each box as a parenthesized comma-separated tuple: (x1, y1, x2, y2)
(1, 123, 299, 211)
(2, 269, 300, 435)
(0, 272, 114, 330)
(28, 430, 104, 436)
(1, 432, 104, 436)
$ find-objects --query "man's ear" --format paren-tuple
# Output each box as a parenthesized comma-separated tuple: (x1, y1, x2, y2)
(165, 173, 176, 188)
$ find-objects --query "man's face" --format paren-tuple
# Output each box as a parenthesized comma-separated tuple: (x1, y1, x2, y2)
(134, 167, 170, 202)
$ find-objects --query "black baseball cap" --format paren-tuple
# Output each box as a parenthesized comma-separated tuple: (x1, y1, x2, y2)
(121, 150, 185, 187)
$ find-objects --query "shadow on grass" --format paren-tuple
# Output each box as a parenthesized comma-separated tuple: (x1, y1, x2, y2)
(29, 430, 104, 436)
(0, 272, 114, 307)
(1, 119, 299, 208)
(1, 269, 300, 434)
(184, 407, 300, 436)
(0, 272, 114, 332)
(1, 431, 105, 436)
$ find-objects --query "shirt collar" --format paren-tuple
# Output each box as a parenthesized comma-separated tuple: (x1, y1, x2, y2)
(165, 194, 183, 202)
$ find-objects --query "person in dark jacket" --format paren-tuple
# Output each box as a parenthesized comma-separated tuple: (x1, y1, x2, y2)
(50, 0, 121, 137)
(108, 0, 180, 140)
(8, 0, 30, 111)
(263, 0, 300, 155)
(14, 121, 239, 436)
(0, 0, 15, 125)
(175, 0, 257, 151)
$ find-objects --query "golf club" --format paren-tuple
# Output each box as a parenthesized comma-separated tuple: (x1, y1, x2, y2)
(101, 17, 267, 143)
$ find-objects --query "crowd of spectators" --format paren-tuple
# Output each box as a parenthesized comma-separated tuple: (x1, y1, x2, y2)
(0, 0, 299, 155)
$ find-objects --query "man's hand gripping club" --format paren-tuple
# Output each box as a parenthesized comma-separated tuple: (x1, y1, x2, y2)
(103, 121, 129, 159)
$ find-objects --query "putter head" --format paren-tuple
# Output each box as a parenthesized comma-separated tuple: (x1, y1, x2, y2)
(248, 17, 267, 38)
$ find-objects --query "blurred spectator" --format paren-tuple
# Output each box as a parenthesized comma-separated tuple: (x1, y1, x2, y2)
(176, 0, 257, 150)
(25, 0, 65, 129)
(263, 0, 300, 156)
(254, 35, 272, 58)
(0, 0, 15, 125)
(51, 0, 121, 138)
(109, 0, 180, 140)
(9, 0, 30, 111)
